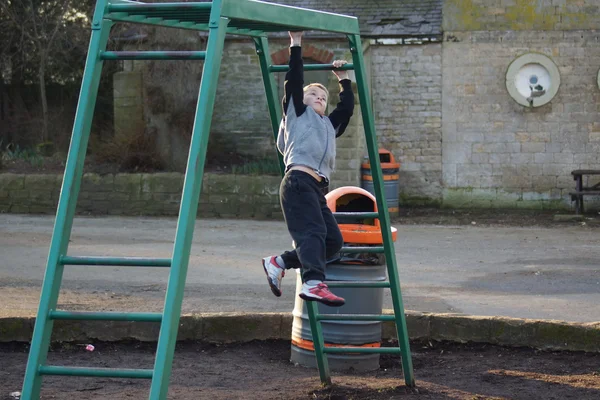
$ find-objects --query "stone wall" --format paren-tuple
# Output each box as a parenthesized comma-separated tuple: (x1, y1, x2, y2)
(124, 32, 366, 189)
(0, 173, 282, 219)
(371, 43, 443, 204)
(441, 0, 600, 209)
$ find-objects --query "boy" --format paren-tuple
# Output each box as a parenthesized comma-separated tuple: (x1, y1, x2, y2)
(261, 31, 354, 307)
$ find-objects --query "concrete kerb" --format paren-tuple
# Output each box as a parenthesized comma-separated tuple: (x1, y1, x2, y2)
(1, 311, 599, 353)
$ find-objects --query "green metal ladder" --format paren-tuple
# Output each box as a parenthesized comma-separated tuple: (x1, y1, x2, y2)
(21, 1, 414, 398)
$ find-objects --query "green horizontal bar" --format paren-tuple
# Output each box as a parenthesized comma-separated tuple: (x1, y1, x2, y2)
(108, 2, 213, 13)
(269, 63, 354, 73)
(333, 212, 379, 221)
(316, 314, 396, 322)
(60, 256, 171, 267)
(221, 0, 359, 35)
(325, 281, 390, 288)
(323, 347, 402, 355)
(100, 51, 206, 60)
(49, 310, 162, 322)
(39, 365, 153, 379)
(339, 246, 385, 254)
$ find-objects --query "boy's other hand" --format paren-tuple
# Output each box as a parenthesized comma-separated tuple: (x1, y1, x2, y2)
(332, 60, 349, 80)
(289, 31, 303, 46)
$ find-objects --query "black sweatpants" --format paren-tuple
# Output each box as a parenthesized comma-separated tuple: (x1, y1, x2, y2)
(279, 170, 343, 282)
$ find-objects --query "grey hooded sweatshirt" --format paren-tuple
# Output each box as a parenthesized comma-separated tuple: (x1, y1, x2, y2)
(276, 46, 354, 182)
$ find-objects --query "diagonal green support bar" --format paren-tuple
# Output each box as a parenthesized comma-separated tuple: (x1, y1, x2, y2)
(21, 3, 113, 398)
(348, 33, 415, 387)
(305, 301, 332, 385)
(149, 5, 228, 400)
(254, 36, 285, 174)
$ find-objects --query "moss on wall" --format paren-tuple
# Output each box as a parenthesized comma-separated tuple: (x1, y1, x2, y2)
(444, 0, 597, 32)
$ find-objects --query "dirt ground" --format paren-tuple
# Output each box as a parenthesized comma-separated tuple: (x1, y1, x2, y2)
(2, 340, 600, 400)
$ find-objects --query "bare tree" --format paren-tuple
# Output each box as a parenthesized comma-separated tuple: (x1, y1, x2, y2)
(0, 0, 91, 143)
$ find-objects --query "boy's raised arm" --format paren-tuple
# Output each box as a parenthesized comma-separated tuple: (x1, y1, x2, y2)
(328, 60, 354, 137)
(283, 31, 307, 117)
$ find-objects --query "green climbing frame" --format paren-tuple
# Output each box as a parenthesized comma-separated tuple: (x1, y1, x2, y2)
(21, 1, 414, 399)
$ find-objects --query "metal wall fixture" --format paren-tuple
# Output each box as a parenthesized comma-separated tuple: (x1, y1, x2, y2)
(506, 53, 560, 108)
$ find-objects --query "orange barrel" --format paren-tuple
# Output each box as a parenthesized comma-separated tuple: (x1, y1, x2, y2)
(290, 187, 397, 371)
(361, 149, 400, 217)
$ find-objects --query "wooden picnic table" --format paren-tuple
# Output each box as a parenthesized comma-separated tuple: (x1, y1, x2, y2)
(569, 170, 600, 214)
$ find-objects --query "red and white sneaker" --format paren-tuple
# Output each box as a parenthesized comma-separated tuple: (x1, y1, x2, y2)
(262, 256, 285, 297)
(299, 282, 345, 307)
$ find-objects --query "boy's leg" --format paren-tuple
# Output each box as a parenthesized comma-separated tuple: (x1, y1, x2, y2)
(295, 184, 345, 307)
(321, 194, 344, 260)
(279, 195, 342, 268)
(261, 171, 324, 296)
(281, 172, 344, 306)
(280, 172, 327, 283)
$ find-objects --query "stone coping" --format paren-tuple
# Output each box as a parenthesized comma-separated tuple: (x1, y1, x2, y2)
(1, 311, 599, 353)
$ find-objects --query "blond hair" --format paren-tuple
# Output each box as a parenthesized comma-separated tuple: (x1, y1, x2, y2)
(303, 83, 329, 101)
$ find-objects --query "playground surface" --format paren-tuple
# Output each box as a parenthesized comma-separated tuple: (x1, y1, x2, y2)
(2, 340, 600, 399)
(1, 210, 599, 322)
(2, 210, 600, 399)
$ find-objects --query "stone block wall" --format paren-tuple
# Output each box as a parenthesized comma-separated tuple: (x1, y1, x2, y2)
(441, 0, 600, 209)
(0, 173, 282, 219)
(126, 32, 366, 190)
(371, 43, 443, 204)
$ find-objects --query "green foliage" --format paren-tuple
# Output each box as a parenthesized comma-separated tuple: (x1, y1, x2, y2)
(1, 143, 43, 168)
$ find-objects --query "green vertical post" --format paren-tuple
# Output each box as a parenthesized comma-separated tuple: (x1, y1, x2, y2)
(348, 34, 415, 387)
(21, 3, 112, 398)
(149, 3, 228, 399)
(253, 36, 285, 174)
(305, 302, 332, 385)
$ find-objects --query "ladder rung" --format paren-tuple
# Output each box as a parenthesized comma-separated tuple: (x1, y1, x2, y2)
(60, 256, 171, 267)
(108, 2, 213, 13)
(324, 347, 402, 355)
(325, 281, 390, 288)
(333, 212, 379, 221)
(269, 63, 355, 73)
(316, 314, 396, 322)
(49, 310, 162, 322)
(39, 366, 153, 379)
(340, 246, 384, 254)
(100, 51, 207, 60)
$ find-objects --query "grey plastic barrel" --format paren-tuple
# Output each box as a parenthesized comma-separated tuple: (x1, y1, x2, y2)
(360, 149, 400, 217)
(290, 259, 386, 371)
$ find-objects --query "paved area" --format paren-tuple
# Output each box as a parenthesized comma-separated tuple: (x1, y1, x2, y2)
(1, 214, 599, 322)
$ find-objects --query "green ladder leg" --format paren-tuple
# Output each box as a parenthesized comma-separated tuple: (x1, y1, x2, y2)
(149, 9, 228, 400)
(348, 33, 415, 387)
(257, 34, 416, 387)
(20, 4, 113, 398)
(253, 36, 285, 174)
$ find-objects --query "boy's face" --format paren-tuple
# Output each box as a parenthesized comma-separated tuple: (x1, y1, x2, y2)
(303, 87, 328, 116)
